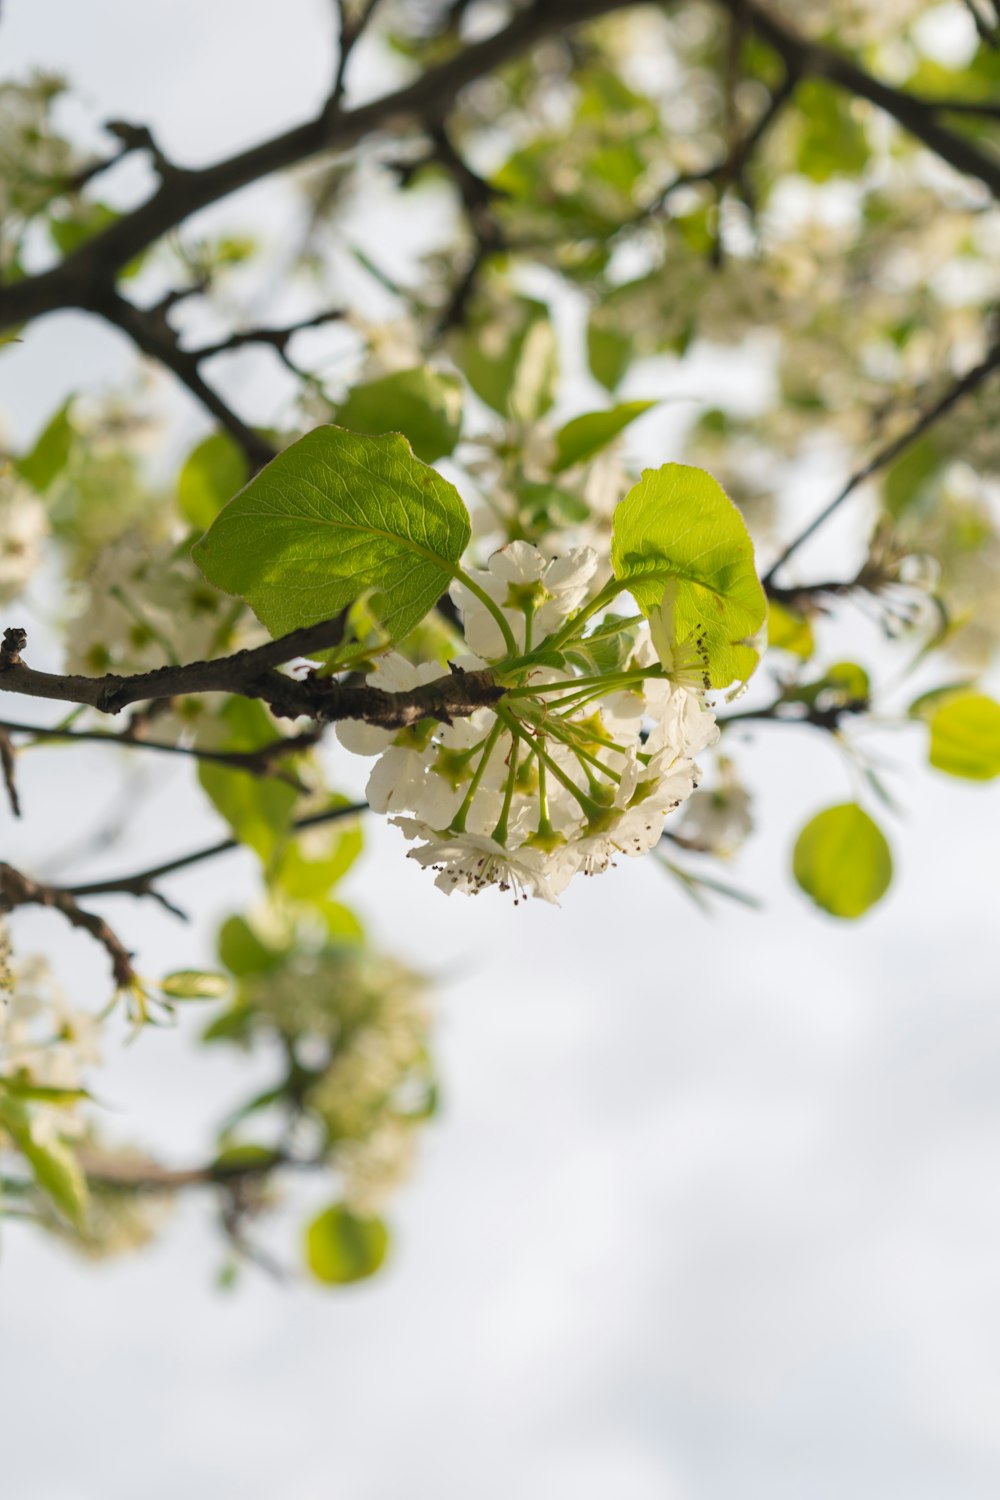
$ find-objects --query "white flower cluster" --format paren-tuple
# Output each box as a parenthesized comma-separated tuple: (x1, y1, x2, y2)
(0, 951, 101, 1147)
(244, 946, 432, 1214)
(339, 541, 719, 903)
(0, 73, 79, 238)
(67, 531, 257, 677)
(0, 466, 49, 605)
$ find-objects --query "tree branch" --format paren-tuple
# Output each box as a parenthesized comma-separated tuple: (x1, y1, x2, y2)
(0, 862, 136, 987)
(63, 801, 367, 902)
(0, 728, 20, 817)
(0, 620, 505, 726)
(0, 0, 641, 333)
(191, 307, 345, 363)
(0, 616, 346, 715)
(734, 0, 1000, 200)
(763, 339, 1000, 585)
(960, 0, 1000, 50)
(99, 290, 276, 469)
(330, 0, 383, 107)
(0, 716, 320, 789)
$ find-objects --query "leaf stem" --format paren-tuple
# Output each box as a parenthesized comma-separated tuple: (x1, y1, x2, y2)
(451, 565, 519, 657)
(448, 716, 504, 833)
(497, 706, 601, 820)
(491, 735, 520, 843)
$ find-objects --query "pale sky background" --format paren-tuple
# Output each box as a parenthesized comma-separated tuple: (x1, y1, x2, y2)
(2, 4, 1000, 1498)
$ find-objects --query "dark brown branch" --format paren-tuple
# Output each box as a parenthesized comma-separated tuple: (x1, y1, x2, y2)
(64, 802, 368, 901)
(960, 0, 1000, 50)
(0, 0, 640, 333)
(191, 307, 345, 362)
(79, 1146, 323, 1191)
(721, 698, 868, 732)
(99, 291, 276, 470)
(914, 96, 1000, 119)
(622, 69, 795, 235)
(0, 717, 321, 788)
(0, 614, 348, 716)
(0, 618, 505, 728)
(0, 728, 20, 817)
(330, 0, 382, 106)
(66, 120, 177, 193)
(430, 124, 509, 332)
(763, 339, 1000, 585)
(0, 862, 136, 987)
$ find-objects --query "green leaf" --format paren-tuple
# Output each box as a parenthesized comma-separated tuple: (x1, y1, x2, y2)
(791, 661, 870, 708)
(218, 915, 283, 977)
(517, 480, 590, 529)
(193, 425, 472, 640)
(335, 367, 463, 463)
(269, 797, 363, 900)
(160, 969, 230, 1000)
(178, 432, 249, 531)
(318, 900, 365, 942)
(587, 321, 632, 391)
(454, 297, 557, 422)
(766, 600, 815, 659)
(16, 401, 73, 492)
(0, 1077, 90, 1105)
(882, 434, 939, 517)
(552, 400, 655, 473)
(305, 1203, 389, 1284)
(795, 81, 870, 182)
(201, 1006, 254, 1045)
(565, 613, 640, 674)
(211, 1143, 281, 1173)
(198, 700, 297, 864)
(0, 1096, 89, 1228)
(610, 463, 767, 688)
(792, 803, 892, 919)
(906, 681, 974, 721)
(928, 693, 1000, 780)
(48, 201, 120, 256)
(271, 826, 363, 900)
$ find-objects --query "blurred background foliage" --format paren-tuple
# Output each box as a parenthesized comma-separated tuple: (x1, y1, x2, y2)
(2, 0, 1000, 1284)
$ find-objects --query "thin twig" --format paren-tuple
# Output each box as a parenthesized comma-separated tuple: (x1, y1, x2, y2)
(0, 862, 136, 987)
(960, 0, 1000, 49)
(63, 802, 368, 901)
(0, 728, 20, 817)
(763, 340, 1000, 585)
(330, 0, 382, 106)
(100, 291, 275, 470)
(736, 0, 1000, 200)
(0, 717, 321, 788)
(913, 96, 1000, 118)
(0, 0, 642, 334)
(192, 307, 345, 361)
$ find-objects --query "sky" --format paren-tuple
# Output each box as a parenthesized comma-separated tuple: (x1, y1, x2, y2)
(1, 3, 1000, 1498)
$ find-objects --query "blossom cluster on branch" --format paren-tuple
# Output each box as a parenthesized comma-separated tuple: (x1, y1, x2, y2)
(341, 542, 720, 903)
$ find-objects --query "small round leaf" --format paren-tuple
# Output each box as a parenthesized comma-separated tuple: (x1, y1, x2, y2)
(929, 693, 1000, 780)
(792, 803, 892, 919)
(305, 1204, 389, 1285)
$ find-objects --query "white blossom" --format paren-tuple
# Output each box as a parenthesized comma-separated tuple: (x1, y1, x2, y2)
(66, 531, 250, 677)
(450, 540, 598, 658)
(332, 547, 730, 902)
(679, 762, 753, 857)
(0, 951, 101, 1146)
(0, 469, 48, 604)
(404, 829, 559, 904)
